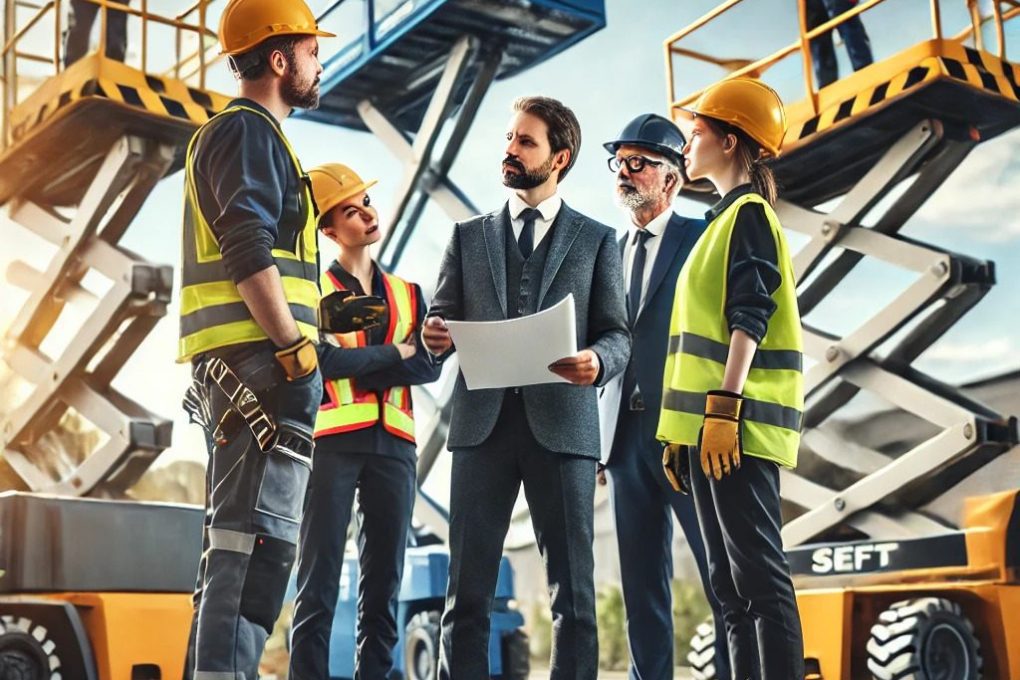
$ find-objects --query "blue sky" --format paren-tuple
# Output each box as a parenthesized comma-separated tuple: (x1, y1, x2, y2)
(2, 0, 1018, 462)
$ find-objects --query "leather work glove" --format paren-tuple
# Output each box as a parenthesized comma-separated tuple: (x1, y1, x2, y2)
(700, 390, 743, 480)
(319, 290, 388, 333)
(275, 336, 318, 381)
(662, 443, 691, 494)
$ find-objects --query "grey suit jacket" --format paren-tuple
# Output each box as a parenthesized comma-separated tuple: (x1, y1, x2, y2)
(428, 201, 630, 458)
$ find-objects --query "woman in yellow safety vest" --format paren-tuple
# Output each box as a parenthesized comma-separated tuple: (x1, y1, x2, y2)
(657, 77, 805, 680)
(288, 163, 441, 679)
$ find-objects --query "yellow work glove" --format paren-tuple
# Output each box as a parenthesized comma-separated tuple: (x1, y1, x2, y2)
(662, 443, 690, 494)
(700, 390, 743, 480)
(275, 336, 318, 381)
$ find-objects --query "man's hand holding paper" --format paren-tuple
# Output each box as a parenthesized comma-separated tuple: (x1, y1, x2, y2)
(548, 348, 601, 385)
(445, 294, 584, 390)
(422, 315, 453, 355)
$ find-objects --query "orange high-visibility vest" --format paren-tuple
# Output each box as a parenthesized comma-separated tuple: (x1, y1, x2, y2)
(314, 268, 418, 443)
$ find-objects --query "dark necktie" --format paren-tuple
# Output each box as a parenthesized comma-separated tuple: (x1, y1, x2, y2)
(518, 208, 542, 259)
(629, 228, 654, 323)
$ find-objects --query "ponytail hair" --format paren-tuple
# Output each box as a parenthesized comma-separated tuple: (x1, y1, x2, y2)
(748, 156, 778, 207)
(702, 117, 779, 206)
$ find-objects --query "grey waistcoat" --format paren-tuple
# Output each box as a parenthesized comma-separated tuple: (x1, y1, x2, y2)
(505, 215, 555, 319)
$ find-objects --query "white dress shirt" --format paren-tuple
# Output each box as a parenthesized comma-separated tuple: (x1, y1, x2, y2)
(508, 192, 562, 249)
(623, 207, 673, 314)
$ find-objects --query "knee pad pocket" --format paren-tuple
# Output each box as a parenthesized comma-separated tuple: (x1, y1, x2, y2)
(240, 534, 295, 632)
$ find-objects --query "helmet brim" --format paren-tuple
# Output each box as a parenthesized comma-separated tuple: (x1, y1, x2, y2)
(315, 178, 378, 218)
(221, 27, 337, 56)
(602, 139, 684, 167)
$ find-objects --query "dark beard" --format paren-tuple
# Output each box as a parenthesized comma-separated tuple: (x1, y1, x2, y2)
(502, 154, 554, 190)
(282, 72, 320, 110)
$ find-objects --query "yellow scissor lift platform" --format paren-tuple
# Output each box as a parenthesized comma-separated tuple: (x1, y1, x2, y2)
(0, 53, 228, 207)
(0, 2, 229, 678)
(779, 37, 1020, 205)
(666, 2, 1020, 679)
(1, 4, 230, 208)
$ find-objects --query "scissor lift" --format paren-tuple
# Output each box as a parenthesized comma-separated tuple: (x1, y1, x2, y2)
(0, 2, 229, 678)
(667, 2, 1020, 679)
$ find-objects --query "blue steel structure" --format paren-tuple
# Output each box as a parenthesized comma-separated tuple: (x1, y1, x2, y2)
(298, 0, 607, 268)
(302, 0, 607, 131)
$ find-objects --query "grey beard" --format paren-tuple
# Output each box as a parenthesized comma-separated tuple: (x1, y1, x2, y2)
(615, 187, 656, 211)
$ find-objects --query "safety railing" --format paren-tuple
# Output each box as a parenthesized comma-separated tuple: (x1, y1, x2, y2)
(665, 0, 1020, 117)
(1, 0, 221, 147)
(311, 0, 435, 75)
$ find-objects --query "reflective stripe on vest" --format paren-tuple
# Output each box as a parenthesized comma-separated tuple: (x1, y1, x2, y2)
(656, 192, 804, 468)
(314, 269, 418, 443)
(177, 105, 320, 362)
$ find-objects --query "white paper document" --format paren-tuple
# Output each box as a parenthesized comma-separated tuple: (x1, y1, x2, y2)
(446, 295, 578, 390)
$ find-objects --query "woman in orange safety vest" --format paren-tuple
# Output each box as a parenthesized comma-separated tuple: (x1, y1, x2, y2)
(289, 163, 441, 679)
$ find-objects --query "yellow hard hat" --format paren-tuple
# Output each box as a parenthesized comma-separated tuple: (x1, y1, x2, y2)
(309, 163, 378, 218)
(218, 0, 336, 56)
(678, 77, 788, 157)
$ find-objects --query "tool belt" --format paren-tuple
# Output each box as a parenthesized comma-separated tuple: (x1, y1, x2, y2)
(184, 354, 312, 466)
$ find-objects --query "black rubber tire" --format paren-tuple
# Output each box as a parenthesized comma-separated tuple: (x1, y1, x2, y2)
(0, 616, 52, 680)
(687, 618, 719, 680)
(867, 596, 982, 680)
(404, 610, 441, 680)
(499, 628, 530, 680)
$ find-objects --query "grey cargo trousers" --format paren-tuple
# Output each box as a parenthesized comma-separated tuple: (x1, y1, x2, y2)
(183, 344, 322, 680)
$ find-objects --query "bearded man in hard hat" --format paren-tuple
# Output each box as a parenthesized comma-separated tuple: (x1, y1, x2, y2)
(177, 0, 333, 677)
(598, 114, 731, 680)
(288, 164, 440, 679)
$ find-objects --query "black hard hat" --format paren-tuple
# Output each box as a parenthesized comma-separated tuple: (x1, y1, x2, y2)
(603, 113, 686, 166)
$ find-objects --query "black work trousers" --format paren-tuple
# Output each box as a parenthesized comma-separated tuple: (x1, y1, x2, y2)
(440, 392, 598, 680)
(64, 0, 130, 66)
(688, 448, 803, 680)
(289, 448, 416, 680)
(806, 0, 875, 88)
(183, 346, 321, 680)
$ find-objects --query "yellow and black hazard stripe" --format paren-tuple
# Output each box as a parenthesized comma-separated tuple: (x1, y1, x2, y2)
(10, 60, 230, 142)
(787, 40, 1020, 143)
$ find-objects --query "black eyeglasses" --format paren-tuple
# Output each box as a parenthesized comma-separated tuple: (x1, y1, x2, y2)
(608, 155, 665, 174)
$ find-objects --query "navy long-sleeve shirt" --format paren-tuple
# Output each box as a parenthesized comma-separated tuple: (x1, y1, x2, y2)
(704, 184, 783, 344)
(191, 98, 311, 284)
(316, 260, 441, 459)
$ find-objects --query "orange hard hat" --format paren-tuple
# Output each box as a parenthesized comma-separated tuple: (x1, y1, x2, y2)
(309, 163, 378, 218)
(677, 77, 788, 157)
(218, 0, 335, 56)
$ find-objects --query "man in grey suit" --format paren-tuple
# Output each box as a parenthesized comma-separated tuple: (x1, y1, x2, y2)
(423, 95, 630, 680)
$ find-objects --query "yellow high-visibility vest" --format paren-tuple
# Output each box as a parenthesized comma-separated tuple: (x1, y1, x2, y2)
(177, 105, 319, 362)
(656, 192, 804, 468)
(314, 268, 418, 443)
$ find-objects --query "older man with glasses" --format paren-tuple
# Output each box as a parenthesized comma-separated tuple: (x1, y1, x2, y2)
(598, 114, 731, 680)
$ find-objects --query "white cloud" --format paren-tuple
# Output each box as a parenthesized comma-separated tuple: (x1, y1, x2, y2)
(923, 337, 1014, 362)
(914, 128, 1020, 243)
(915, 336, 1019, 384)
